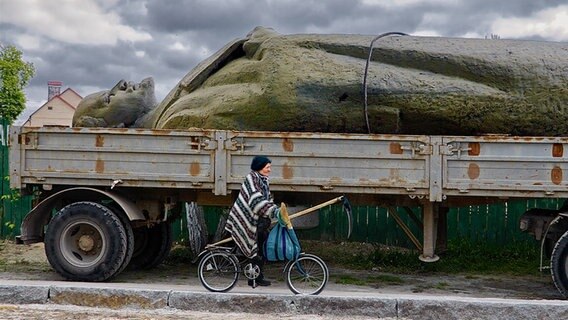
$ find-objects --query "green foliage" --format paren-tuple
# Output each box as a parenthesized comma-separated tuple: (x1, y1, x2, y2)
(164, 244, 194, 265)
(0, 184, 21, 202)
(0, 45, 35, 124)
(2, 221, 16, 238)
(4, 221, 15, 230)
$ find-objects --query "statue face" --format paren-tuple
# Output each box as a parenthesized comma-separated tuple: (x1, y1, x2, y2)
(107, 77, 155, 109)
(74, 77, 156, 127)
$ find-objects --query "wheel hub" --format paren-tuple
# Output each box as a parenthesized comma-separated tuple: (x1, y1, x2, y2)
(244, 263, 260, 279)
(77, 234, 95, 252)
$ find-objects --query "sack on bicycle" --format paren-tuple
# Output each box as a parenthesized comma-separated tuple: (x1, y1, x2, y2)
(263, 204, 301, 261)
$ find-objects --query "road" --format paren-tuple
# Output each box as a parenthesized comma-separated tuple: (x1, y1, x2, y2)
(1, 278, 567, 320)
(1, 241, 567, 319)
(0, 303, 382, 320)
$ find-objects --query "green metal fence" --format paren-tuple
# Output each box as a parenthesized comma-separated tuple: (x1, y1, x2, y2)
(174, 198, 563, 248)
(1, 119, 33, 239)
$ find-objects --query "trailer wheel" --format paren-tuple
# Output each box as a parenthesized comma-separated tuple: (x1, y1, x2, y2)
(44, 201, 128, 282)
(128, 222, 173, 270)
(551, 229, 568, 298)
(105, 203, 134, 276)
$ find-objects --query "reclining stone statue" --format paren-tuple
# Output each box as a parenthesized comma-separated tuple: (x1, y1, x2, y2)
(74, 26, 568, 136)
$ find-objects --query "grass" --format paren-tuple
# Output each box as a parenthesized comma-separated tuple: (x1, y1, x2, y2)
(165, 245, 196, 265)
(301, 238, 542, 276)
(333, 273, 405, 286)
(0, 241, 8, 267)
(435, 281, 449, 290)
(164, 237, 542, 282)
(334, 275, 368, 286)
(0, 232, 542, 278)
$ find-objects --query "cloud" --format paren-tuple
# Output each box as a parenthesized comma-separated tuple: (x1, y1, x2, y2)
(2, 0, 565, 125)
(491, 5, 568, 41)
(362, 0, 459, 6)
(144, 0, 259, 32)
(0, 0, 152, 45)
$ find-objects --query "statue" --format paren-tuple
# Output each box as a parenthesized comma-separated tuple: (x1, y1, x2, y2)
(75, 27, 568, 136)
(73, 77, 156, 128)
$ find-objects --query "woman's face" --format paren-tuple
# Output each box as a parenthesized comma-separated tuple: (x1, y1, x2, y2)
(259, 163, 272, 176)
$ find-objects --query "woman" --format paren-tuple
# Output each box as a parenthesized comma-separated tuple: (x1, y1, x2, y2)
(225, 155, 279, 287)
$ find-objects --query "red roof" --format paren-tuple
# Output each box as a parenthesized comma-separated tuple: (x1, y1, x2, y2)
(24, 87, 83, 123)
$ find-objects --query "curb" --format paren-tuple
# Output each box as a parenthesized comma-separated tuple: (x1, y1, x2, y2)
(1, 284, 567, 319)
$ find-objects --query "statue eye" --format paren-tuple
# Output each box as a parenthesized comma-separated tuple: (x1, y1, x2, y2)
(119, 82, 127, 90)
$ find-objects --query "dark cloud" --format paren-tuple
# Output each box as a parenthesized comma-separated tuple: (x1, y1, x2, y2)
(1, 0, 565, 122)
(145, 0, 260, 32)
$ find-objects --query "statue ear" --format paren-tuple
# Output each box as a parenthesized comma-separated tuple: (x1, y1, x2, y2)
(243, 27, 279, 59)
(243, 39, 262, 59)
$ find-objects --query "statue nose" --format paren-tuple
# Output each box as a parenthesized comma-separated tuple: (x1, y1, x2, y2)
(126, 81, 136, 92)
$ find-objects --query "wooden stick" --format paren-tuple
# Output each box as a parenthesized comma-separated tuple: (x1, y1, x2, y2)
(206, 236, 233, 247)
(206, 196, 344, 248)
(288, 196, 344, 220)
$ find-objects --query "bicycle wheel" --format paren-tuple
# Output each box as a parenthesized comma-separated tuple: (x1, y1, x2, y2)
(285, 253, 329, 295)
(198, 251, 239, 292)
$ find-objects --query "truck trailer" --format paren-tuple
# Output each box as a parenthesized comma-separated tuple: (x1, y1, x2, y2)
(8, 125, 568, 297)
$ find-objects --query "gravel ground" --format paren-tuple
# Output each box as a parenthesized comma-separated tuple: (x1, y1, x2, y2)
(0, 240, 564, 300)
(0, 304, 403, 320)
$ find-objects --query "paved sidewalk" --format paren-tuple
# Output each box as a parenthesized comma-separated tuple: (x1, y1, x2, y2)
(1, 279, 567, 320)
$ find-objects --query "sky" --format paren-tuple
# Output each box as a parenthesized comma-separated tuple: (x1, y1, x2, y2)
(1, 0, 567, 124)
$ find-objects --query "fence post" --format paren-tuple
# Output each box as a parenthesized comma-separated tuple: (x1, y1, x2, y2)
(1, 117, 7, 237)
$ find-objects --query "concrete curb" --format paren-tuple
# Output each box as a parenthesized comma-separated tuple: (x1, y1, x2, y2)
(1, 284, 567, 319)
(0, 285, 49, 304)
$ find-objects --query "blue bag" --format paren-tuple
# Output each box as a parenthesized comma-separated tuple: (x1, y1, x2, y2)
(263, 222, 301, 261)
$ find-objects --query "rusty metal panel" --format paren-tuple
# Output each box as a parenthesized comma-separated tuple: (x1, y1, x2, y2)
(225, 131, 431, 196)
(12, 126, 567, 203)
(442, 136, 568, 198)
(15, 127, 217, 190)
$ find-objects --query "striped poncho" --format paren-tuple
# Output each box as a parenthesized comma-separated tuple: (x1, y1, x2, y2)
(225, 171, 278, 258)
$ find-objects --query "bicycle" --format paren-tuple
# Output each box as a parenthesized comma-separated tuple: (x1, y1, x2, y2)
(197, 197, 350, 295)
(197, 244, 329, 295)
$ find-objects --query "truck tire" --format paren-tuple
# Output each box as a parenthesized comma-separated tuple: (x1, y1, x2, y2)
(128, 222, 173, 270)
(44, 201, 128, 282)
(106, 203, 134, 276)
(551, 229, 568, 298)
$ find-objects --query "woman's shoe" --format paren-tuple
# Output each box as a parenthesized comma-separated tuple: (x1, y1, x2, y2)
(257, 278, 272, 286)
(248, 278, 271, 287)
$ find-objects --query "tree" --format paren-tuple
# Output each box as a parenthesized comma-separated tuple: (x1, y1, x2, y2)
(0, 45, 35, 124)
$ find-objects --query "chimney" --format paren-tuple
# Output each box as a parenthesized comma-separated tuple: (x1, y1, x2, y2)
(47, 81, 62, 100)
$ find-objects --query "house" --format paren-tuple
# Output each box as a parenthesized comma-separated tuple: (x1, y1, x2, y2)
(24, 81, 82, 127)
